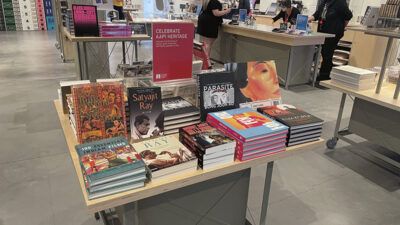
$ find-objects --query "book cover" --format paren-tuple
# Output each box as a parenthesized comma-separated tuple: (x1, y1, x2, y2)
(76, 137, 146, 181)
(60, 80, 90, 114)
(225, 61, 282, 108)
(128, 87, 163, 140)
(72, 82, 127, 143)
(131, 22, 147, 35)
(162, 96, 199, 120)
(180, 123, 235, 152)
(197, 71, 236, 121)
(207, 107, 288, 141)
(131, 135, 196, 173)
(72, 4, 99, 37)
(260, 104, 323, 129)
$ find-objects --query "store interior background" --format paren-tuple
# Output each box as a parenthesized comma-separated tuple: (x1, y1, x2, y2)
(1, 0, 400, 225)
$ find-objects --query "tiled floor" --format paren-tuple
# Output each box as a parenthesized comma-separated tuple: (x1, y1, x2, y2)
(0, 31, 399, 225)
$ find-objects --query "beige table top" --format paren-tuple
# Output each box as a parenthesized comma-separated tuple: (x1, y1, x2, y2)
(63, 27, 151, 42)
(54, 99, 324, 213)
(321, 80, 400, 112)
(221, 23, 335, 46)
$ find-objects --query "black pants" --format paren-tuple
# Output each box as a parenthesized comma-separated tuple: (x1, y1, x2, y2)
(113, 5, 125, 20)
(318, 34, 342, 81)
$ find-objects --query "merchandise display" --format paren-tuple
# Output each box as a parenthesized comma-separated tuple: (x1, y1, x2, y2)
(331, 65, 377, 91)
(100, 22, 132, 37)
(259, 104, 324, 147)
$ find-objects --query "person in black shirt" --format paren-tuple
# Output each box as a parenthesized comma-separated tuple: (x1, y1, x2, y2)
(273, 0, 300, 25)
(197, 0, 231, 64)
(309, 0, 353, 81)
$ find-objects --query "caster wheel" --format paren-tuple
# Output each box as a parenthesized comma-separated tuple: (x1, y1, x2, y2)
(326, 138, 338, 149)
(94, 212, 100, 221)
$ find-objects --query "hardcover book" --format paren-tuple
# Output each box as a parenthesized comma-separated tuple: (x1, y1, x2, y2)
(162, 96, 199, 121)
(72, 4, 99, 37)
(207, 107, 288, 142)
(128, 87, 163, 140)
(131, 135, 197, 177)
(197, 71, 236, 121)
(225, 61, 282, 109)
(60, 80, 90, 114)
(131, 22, 147, 35)
(72, 82, 127, 143)
(259, 104, 323, 130)
(75, 137, 147, 181)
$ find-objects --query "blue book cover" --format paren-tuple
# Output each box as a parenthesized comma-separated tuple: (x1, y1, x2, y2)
(208, 107, 288, 141)
(239, 9, 247, 22)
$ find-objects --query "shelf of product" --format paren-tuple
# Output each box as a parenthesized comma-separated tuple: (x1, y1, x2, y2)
(330, 65, 378, 91)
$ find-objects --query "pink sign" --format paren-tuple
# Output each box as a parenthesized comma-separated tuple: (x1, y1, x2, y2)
(152, 22, 194, 82)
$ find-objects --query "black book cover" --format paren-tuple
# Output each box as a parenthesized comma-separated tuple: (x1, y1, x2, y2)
(197, 71, 236, 121)
(162, 96, 199, 120)
(131, 23, 147, 35)
(72, 4, 99, 37)
(128, 87, 164, 140)
(259, 104, 324, 129)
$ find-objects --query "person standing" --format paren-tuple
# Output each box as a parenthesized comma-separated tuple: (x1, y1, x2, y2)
(273, 0, 300, 25)
(197, 0, 231, 65)
(113, 0, 125, 20)
(308, 0, 352, 81)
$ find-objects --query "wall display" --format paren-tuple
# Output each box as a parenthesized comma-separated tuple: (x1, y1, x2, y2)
(225, 61, 282, 109)
(18, 0, 38, 30)
(152, 22, 194, 82)
(71, 82, 127, 143)
(131, 135, 197, 179)
(35, 0, 46, 30)
(128, 87, 163, 140)
(72, 4, 99, 37)
(12, 0, 22, 31)
(197, 71, 236, 121)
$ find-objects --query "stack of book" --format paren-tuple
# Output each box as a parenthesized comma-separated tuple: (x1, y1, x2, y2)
(65, 9, 74, 35)
(66, 94, 77, 137)
(259, 104, 323, 147)
(207, 108, 288, 161)
(179, 123, 236, 170)
(162, 96, 200, 135)
(131, 135, 198, 179)
(379, 0, 400, 18)
(76, 137, 150, 200)
(331, 65, 377, 91)
(99, 22, 132, 37)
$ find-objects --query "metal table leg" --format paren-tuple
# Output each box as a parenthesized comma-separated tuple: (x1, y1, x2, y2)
(76, 42, 83, 80)
(376, 37, 394, 94)
(327, 93, 347, 149)
(82, 42, 89, 81)
(134, 40, 138, 62)
(394, 72, 400, 99)
(122, 41, 126, 64)
(117, 202, 139, 225)
(259, 161, 274, 225)
(312, 45, 322, 87)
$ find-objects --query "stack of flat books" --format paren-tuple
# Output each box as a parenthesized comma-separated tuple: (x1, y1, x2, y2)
(207, 108, 288, 161)
(331, 65, 377, 91)
(99, 22, 132, 37)
(259, 104, 323, 147)
(76, 137, 150, 200)
(131, 135, 198, 179)
(162, 97, 200, 135)
(179, 123, 236, 170)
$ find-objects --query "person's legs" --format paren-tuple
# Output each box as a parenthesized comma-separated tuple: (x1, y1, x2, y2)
(200, 36, 216, 60)
(113, 5, 125, 20)
(318, 35, 341, 81)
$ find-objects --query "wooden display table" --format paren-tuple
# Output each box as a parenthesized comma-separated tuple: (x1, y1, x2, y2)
(54, 99, 324, 225)
(321, 80, 400, 174)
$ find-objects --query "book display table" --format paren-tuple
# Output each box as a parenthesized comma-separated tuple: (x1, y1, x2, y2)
(54, 99, 324, 225)
(212, 23, 335, 89)
(321, 80, 400, 174)
(63, 28, 151, 81)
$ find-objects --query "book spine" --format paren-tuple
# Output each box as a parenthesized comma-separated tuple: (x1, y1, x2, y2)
(71, 87, 83, 143)
(178, 130, 207, 154)
(206, 115, 246, 142)
(88, 160, 145, 181)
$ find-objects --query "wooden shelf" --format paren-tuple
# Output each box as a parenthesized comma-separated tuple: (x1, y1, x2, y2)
(54, 100, 324, 213)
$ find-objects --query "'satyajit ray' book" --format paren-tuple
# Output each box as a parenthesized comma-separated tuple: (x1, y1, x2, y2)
(207, 107, 288, 142)
(197, 71, 236, 121)
(162, 96, 199, 121)
(75, 137, 147, 181)
(128, 87, 163, 140)
(72, 82, 127, 143)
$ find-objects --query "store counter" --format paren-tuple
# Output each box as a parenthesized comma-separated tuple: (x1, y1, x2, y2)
(211, 23, 334, 89)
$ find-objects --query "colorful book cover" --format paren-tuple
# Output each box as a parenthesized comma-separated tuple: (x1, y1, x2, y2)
(162, 96, 199, 120)
(131, 135, 196, 173)
(72, 82, 127, 143)
(76, 137, 146, 181)
(72, 4, 99, 37)
(128, 87, 163, 140)
(225, 61, 282, 109)
(197, 71, 236, 121)
(180, 123, 235, 151)
(207, 108, 288, 141)
(259, 104, 323, 129)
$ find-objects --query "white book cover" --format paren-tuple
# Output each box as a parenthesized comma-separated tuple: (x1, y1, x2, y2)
(331, 72, 375, 85)
(332, 65, 376, 80)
